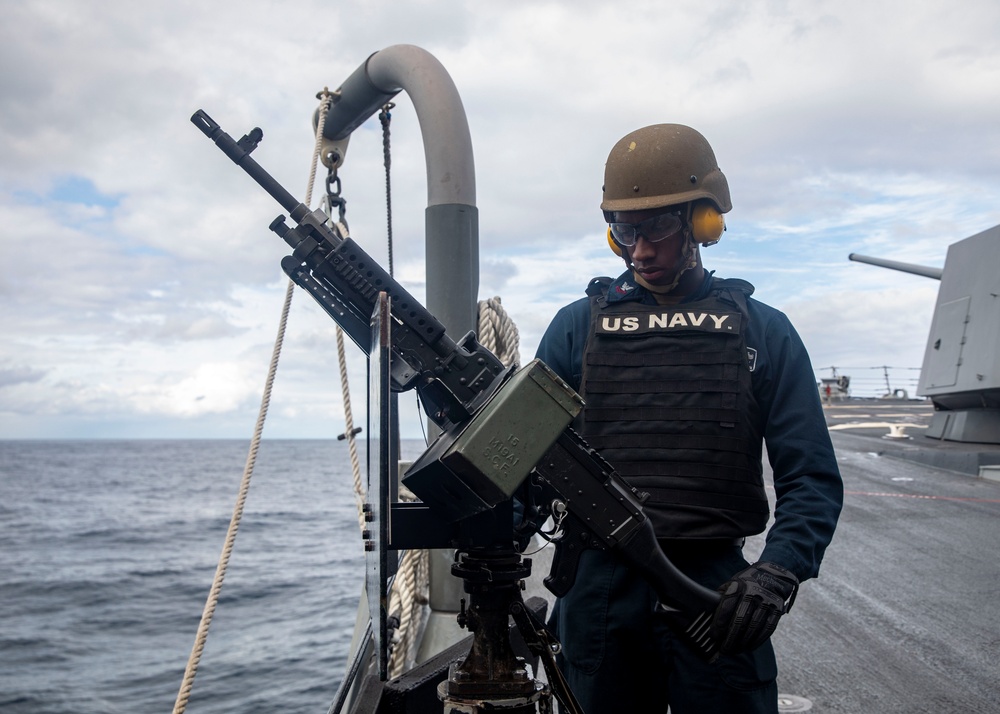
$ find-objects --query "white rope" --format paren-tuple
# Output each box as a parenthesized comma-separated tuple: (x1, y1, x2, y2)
(386, 536, 429, 678)
(172, 279, 295, 714)
(477, 296, 521, 368)
(172, 92, 335, 714)
(336, 326, 367, 532)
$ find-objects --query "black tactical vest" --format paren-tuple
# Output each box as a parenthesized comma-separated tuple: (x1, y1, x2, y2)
(580, 278, 769, 539)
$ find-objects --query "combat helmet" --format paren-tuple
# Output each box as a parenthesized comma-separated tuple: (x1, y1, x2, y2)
(601, 124, 732, 219)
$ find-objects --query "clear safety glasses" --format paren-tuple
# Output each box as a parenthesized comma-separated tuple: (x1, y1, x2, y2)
(609, 210, 684, 247)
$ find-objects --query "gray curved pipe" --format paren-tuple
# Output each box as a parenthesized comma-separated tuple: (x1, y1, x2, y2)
(323, 44, 479, 338)
(324, 45, 480, 636)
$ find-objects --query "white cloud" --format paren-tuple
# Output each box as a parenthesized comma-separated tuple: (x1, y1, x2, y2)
(2, 0, 999, 437)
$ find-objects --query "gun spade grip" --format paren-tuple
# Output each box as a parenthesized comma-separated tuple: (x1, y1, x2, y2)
(618, 518, 721, 614)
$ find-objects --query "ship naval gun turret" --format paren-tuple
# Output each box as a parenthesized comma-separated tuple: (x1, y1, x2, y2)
(850, 224, 1000, 444)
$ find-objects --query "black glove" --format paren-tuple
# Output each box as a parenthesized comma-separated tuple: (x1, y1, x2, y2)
(712, 561, 799, 655)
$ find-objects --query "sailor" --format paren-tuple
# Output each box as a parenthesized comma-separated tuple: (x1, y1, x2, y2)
(535, 124, 843, 713)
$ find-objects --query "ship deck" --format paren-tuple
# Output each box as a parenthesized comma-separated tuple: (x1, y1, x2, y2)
(761, 399, 1000, 712)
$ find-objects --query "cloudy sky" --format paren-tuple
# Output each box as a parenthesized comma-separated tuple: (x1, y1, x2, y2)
(2, 0, 999, 440)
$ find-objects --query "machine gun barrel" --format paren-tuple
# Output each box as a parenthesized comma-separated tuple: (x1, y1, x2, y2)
(192, 110, 307, 220)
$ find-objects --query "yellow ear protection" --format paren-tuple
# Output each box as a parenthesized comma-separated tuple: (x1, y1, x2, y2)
(607, 226, 623, 256)
(689, 201, 725, 245)
(606, 201, 726, 256)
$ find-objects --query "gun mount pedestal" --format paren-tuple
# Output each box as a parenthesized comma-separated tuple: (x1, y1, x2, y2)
(438, 550, 552, 713)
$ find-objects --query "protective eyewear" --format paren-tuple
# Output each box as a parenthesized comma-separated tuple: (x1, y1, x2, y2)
(609, 210, 684, 247)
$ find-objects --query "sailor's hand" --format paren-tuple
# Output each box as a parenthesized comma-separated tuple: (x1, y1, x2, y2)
(711, 561, 799, 655)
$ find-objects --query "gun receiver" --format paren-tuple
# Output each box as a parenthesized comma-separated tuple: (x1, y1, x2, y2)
(191, 110, 722, 659)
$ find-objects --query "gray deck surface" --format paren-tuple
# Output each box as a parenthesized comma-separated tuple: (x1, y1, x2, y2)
(761, 400, 1000, 713)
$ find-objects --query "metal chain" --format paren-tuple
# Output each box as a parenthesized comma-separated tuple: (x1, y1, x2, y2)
(326, 167, 348, 228)
(379, 102, 395, 277)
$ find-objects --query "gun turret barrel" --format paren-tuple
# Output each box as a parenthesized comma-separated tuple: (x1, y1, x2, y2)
(848, 253, 943, 280)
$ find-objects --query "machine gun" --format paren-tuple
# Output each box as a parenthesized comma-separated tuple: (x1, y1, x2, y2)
(192, 109, 723, 708)
(191, 110, 504, 431)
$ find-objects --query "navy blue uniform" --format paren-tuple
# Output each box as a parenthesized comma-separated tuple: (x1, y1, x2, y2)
(536, 270, 843, 713)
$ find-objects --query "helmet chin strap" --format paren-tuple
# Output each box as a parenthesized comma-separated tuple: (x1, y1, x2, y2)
(628, 228, 699, 295)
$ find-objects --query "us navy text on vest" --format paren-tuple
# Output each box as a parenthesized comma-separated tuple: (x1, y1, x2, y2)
(596, 311, 742, 335)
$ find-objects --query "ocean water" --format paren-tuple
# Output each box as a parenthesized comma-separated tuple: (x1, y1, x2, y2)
(0, 439, 427, 714)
